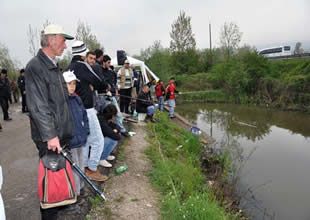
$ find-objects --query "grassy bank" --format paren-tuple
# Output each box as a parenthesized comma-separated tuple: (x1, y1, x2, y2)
(146, 112, 240, 220)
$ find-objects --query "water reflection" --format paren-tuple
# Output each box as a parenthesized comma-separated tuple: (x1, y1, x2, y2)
(178, 103, 310, 140)
(177, 103, 310, 220)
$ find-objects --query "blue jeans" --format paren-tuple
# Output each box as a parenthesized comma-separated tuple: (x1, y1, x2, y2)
(168, 99, 175, 117)
(100, 137, 118, 160)
(111, 96, 126, 133)
(82, 108, 104, 171)
(71, 147, 84, 195)
(147, 105, 156, 116)
(157, 96, 164, 111)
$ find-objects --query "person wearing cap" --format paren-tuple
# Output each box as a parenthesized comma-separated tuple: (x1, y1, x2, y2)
(0, 69, 12, 121)
(63, 70, 101, 196)
(17, 69, 28, 113)
(24, 24, 74, 219)
(117, 59, 133, 114)
(68, 40, 107, 182)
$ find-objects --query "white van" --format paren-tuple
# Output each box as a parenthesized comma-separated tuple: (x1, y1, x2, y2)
(0, 166, 5, 220)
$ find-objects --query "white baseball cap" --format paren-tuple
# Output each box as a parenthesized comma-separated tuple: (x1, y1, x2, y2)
(42, 24, 74, 40)
(63, 70, 79, 83)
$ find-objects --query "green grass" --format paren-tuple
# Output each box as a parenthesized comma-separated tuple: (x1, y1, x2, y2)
(145, 112, 240, 220)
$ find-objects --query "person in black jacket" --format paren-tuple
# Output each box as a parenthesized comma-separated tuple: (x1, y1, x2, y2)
(98, 104, 121, 168)
(63, 70, 95, 196)
(25, 24, 74, 220)
(102, 54, 129, 137)
(0, 69, 12, 121)
(136, 85, 156, 122)
(17, 69, 28, 113)
(67, 40, 106, 182)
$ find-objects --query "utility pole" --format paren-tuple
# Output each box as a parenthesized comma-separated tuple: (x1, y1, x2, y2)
(209, 23, 212, 51)
(209, 22, 212, 66)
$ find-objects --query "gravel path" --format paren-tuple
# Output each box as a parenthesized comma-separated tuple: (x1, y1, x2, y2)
(88, 123, 160, 220)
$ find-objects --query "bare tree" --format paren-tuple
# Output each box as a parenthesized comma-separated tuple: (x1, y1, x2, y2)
(220, 22, 242, 59)
(139, 40, 163, 61)
(75, 20, 103, 51)
(27, 20, 51, 57)
(42, 19, 50, 29)
(170, 11, 196, 52)
(27, 24, 38, 57)
(294, 42, 304, 55)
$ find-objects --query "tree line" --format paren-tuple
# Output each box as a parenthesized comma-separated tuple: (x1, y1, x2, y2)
(134, 11, 309, 110)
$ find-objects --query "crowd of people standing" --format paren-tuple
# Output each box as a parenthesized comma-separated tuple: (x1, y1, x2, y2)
(1, 23, 177, 220)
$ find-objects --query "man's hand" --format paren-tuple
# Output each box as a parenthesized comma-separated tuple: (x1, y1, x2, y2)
(89, 84, 94, 91)
(47, 136, 62, 153)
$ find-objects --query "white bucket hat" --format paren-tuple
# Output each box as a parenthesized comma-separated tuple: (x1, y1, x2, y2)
(71, 40, 89, 57)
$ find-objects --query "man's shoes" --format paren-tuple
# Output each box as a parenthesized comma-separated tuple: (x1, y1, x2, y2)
(99, 160, 112, 168)
(145, 115, 156, 123)
(85, 167, 109, 182)
(107, 155, 115, 161)
(169, 115, 176, 119)
(121, 131, 130, 137)
(4, 118, 12, 121)
(150, 117, 157, 123)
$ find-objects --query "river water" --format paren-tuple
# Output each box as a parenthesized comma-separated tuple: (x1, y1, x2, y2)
(177, 103, 310, 220)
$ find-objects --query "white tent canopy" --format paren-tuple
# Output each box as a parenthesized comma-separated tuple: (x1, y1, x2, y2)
(111, 56, 159, 84)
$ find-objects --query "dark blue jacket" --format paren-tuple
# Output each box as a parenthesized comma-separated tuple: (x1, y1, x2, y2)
(68, 94, 89, 149)
(68, 56, 104, 109)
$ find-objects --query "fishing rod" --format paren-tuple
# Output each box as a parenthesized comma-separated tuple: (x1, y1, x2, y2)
(60, 149, 106, 201)
(112, 93, 175, 106)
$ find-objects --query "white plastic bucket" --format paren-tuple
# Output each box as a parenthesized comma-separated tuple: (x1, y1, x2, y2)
(0, 166, 6, 220)
(138, 113, 146, 122)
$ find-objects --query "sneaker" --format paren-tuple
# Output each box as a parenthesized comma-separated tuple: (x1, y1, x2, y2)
(99, 160, 112, 168)
(4, 118, 12, 121)
(107, 155, 115, 161)
(85, 167, 109, 182)
(121, 131, 130, 137)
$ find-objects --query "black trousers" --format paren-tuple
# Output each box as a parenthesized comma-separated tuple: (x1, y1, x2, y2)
(41, 207, 59, 220)
(119, 88, 132, 114)
(20, 90, 27, 112)
(0, 97, 9, 120)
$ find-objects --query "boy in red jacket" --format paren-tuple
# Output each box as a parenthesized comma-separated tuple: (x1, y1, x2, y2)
(166, 78, 177, 118)
(155, 80, 165, 111)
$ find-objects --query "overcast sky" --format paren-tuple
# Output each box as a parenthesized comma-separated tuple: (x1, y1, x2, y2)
(0, 0, 309, 66)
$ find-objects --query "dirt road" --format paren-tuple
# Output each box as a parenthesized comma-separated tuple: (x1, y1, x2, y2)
(87, 124, 160, 220)
(0, 104, 40, 220)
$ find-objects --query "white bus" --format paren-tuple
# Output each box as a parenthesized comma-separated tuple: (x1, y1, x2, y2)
(258, 46, 291, 57)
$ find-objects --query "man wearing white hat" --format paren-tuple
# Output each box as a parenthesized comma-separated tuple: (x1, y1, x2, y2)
(68, 40, 107, 182)
(25, 24, 74, 219)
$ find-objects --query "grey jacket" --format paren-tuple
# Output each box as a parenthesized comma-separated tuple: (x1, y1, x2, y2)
(25, 49, 73, 146)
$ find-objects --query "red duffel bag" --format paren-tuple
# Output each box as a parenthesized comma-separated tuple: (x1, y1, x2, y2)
(38, 151, 77, 209)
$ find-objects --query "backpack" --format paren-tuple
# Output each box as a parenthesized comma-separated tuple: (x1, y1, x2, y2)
(38, 151, 77, 209)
